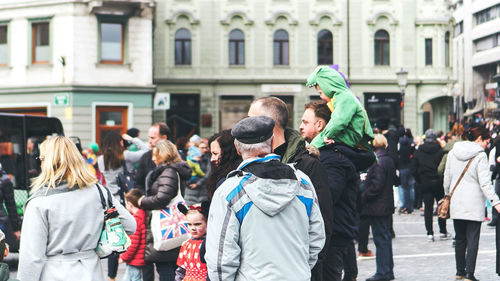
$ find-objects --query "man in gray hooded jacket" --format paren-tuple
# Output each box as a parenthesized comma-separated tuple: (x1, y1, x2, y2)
(206, 116, 326, 281)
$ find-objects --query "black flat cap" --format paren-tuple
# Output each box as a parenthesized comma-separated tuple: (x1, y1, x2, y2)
(231, 116, 275, 144)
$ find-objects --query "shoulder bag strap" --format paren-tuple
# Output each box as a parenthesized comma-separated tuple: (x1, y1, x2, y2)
(122, 160, 128, 173)
(96, 184, 107, 210)
(96, 184, 115, 209)
(449, 155, 476, 198)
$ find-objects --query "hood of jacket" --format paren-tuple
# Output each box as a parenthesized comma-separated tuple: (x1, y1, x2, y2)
(398, 136, 413, 146)
(451, 141, 484, 161)
(418, 141, 442, 154)
(243, 175, 300, 217)
(443, 138, 459, 153)
(282, 128, 307, 163)
(306, 66, 349, 98)
(167, 161, 192, 181)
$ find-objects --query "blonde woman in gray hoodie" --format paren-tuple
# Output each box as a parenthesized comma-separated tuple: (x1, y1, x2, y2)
(444, 127, 500, 281)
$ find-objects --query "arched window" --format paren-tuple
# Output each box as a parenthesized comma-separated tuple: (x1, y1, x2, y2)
(374, 29, 390, 65)
(229, 29, 244, 65)
(175, 28, 191, 65)
(273, 29, 289, 65)
(317, 30, 333, 65)
(445, 31, 450, 67)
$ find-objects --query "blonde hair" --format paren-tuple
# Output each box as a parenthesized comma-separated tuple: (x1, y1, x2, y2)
(372, 134, 388, 149)
(153, 140, 182, 165)
(31, 136, 97, 193)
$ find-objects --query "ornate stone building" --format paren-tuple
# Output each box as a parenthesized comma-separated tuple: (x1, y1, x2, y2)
(154, 0, 454, 139)
(0, 0, 155, 146)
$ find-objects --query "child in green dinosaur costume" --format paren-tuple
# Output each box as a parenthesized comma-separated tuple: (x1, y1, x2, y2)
(306, 65, 374, 151)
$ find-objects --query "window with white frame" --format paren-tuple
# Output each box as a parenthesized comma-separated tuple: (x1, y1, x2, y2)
(32, 22, 49, 64)
(229, 29, 244, 65)
(273, 29, 289, 65)
(0, 25, 7, 65)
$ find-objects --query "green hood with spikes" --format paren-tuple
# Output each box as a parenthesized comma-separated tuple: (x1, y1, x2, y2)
(306, 66, 350, 98)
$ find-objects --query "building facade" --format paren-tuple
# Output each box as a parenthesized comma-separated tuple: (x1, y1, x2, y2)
(0, 0, 155, 146)
(451, 0, 500, 120)
(154, 0, 454, 139)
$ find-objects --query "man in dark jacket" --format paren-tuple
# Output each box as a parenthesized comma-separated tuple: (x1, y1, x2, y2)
(362, 135, 397, 281)
(411, 129, 449, 241)
(0, 165, 20, 241)
(249, 97, 333, 281)
(134, 122, 170, 193)
(300, 100, 375, 281)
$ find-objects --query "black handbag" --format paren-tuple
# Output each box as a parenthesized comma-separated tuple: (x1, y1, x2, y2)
(116, 161, 135, 205)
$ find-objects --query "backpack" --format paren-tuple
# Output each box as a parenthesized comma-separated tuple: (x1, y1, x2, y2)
(116, 162, 135, 205)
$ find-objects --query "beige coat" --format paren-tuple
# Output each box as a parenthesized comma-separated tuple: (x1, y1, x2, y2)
(17, 183, 136, 281)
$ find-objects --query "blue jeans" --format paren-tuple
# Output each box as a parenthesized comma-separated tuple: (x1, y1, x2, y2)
(155, 262, 176, 281)
(399, 167, 415, 212)
(122, 265, 142, 281)
(370, 216, 394, 279)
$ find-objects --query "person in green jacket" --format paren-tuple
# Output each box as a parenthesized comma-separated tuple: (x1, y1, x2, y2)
(306, 66, 374, 151)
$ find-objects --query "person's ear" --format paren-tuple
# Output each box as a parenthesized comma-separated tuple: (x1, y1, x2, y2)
(234, 140, 242, 156)
(316, 119, 326, 132)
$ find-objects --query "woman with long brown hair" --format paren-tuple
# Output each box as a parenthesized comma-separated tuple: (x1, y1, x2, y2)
(97, 131, 148, 281)
(98, 131, 149, 197)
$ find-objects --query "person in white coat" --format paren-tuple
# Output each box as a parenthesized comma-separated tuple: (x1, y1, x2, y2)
(444, 127, 500, 281)
(17, 136, 136, 281)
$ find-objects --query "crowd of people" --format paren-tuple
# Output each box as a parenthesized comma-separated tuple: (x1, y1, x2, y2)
(5, 65, 500, 281)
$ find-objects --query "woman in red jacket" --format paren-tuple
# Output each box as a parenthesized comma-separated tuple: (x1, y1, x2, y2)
(120, 189, 147, 281)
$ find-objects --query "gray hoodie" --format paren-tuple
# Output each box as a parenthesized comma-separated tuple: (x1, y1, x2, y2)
(206, 155, 325, 281)
(444, 141, 500, 221)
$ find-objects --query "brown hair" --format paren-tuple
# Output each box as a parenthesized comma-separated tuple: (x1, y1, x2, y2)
(304, 100, 331, 123)
(251, 97, 289, 129)
(125, 188, 143, 208)
(153, 122, 171, 138)
(102, 131, 124, 170)
(463, 127, 490, 142)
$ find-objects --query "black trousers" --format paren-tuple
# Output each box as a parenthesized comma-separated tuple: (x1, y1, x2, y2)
(142, 263, 155, 281)
(492, 179, 500, 223)
(423, 189, 447, 235)
(358, 215, 371, 253)
(454, 219, 481, 275)
(323, 239, 357, 281)
(107, 253, 119, 278)
(343, 241, 358, 278)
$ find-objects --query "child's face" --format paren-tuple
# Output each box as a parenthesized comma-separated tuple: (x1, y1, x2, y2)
(125, 200, 135, 213)
(315, 85, 331, 102)
(186, 212, 207, 239)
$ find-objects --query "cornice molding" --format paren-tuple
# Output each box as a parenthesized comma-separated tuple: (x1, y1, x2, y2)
(220, 10, 254, 26)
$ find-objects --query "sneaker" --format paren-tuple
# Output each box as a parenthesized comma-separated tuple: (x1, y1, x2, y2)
(427, 234, 434, 242)
(440, 232, 452, 240)
(359, 250, 375, 258)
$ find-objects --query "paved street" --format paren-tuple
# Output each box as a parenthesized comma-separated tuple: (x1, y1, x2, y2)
(357, 210, 498, 281)
(7, 209, 500, 281)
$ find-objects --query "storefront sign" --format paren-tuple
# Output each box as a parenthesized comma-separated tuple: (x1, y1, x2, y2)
(54, 93, 69, 106)
(154, 93, 170, 110)
(261, 84, 302, 93)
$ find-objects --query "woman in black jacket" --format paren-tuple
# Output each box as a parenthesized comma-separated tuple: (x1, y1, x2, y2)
(362, 134, 397, 281)
(138, 140, 191, 281)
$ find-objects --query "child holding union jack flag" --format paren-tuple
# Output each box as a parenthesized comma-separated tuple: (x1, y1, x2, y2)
(175, 202, 210, 281)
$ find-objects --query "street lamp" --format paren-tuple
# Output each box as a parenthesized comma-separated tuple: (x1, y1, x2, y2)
(396, 68, 408, 125)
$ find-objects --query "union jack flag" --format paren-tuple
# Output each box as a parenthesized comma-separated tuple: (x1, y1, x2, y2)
(159, 204, 189, 240)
